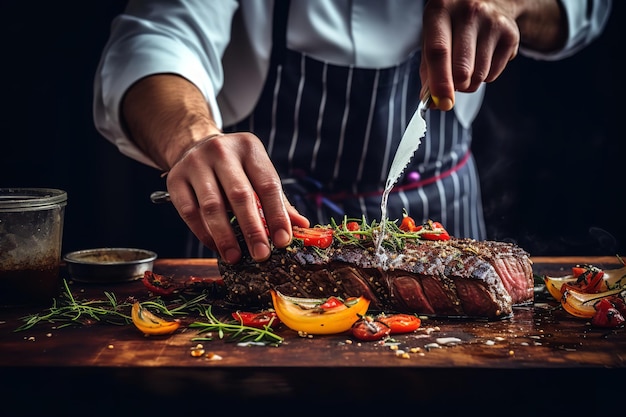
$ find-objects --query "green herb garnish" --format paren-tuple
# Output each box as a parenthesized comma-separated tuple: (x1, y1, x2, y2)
(189, 305, 283, 346)
(16, 279, 133, 331)
(329, 215, 424, 251)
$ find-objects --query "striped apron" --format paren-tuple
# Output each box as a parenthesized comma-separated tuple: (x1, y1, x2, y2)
(186, 1, 486, 257)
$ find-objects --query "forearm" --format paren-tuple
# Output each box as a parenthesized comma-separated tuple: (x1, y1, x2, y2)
(121, 74, 222, 171)
(515, 0, 568, 52)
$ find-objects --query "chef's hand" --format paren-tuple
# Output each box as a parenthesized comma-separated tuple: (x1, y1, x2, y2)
(122, 74, 309, 264)
(166, 132, 310, 264)
(420, 0, 566, 110)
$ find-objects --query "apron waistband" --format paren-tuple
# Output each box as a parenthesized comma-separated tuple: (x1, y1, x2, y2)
(303, 151, 471, 203)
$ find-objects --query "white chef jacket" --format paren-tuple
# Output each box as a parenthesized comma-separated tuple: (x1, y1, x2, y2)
(93, 0, 612, 170)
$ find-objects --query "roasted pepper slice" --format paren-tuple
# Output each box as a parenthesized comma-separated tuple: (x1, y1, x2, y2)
(561, 287, 623, 319)
(543, 274, 577, 301)
(270, 290, 370, 335)
(131, 302, 180, 335)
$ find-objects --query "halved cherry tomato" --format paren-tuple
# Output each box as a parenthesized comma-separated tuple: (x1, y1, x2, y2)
(351, 316, 391, 341)
(293, 226, 334, 248)
(142, 271, 177, 296)
(377, 313, 421, 334)
(319, 296, 344, 310)
(232, 311, 280, 329)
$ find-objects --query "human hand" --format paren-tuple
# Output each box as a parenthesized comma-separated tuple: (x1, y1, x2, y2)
(165, 132, 309, 264)
(420, 0, 521, 110)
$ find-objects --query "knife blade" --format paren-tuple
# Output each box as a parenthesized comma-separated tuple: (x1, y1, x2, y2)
(384, 90, 431, 191)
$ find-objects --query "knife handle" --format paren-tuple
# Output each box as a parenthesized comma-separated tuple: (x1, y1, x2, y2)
(150, 190, 171, 204)
(419, 87, 433, 117)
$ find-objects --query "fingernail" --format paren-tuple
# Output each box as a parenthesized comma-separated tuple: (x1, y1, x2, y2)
(224, 248, 241, 264)
(433, 96, 454, 111)
(252, 242, 271, 261)
(273, 229, 291, 247)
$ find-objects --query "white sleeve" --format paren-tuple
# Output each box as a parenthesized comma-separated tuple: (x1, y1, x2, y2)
(520, 0, 612, 61)
(93, 0, 238, 168)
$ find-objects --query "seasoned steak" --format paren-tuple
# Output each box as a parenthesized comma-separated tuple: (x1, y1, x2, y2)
(218, 232, 534, 320)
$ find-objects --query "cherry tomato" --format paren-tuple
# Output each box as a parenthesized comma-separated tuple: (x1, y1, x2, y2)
(319, 296, 344, 310)
(142, 271, 177, 296)
(399, 214, 417, 232)
(592, 298, 625, 327)
(346, 221, 360, 231)
(232, 311, 281, 329)
(293, 226, 334, 248)
(351, 316, 391, 341)
(377, 313, 421, 334)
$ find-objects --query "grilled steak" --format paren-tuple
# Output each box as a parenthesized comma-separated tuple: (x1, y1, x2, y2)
(219, 228, 533, 320)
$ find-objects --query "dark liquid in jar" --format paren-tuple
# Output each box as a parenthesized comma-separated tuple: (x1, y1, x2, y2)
(0, 264, 60, 308)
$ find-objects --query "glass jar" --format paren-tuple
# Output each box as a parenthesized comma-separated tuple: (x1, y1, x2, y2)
(0, 188, 67, 307)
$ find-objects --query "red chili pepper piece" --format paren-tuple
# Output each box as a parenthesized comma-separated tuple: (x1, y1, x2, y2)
(142, 271, 177, 296)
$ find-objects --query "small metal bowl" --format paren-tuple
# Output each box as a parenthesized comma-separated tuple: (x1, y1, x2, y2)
(63, 248, 157, 283)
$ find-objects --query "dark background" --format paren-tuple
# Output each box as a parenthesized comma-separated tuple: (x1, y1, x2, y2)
(1, 2, 624, 259)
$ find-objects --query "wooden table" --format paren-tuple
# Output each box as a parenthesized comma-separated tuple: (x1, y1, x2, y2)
(1, 257, 624, 416)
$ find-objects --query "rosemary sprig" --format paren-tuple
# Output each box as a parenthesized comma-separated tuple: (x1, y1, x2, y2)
(16, 279, 133, 331)
(189, 305, 283, 346)
(15, 280, 214, 332)
(328, 215, 425, 252)
(139, 293, 213, 317)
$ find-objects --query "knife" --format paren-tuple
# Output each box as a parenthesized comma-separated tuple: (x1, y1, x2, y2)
(384, 89, 432, 191)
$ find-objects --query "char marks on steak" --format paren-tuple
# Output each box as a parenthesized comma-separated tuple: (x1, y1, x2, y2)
(219, 236, 533, 320)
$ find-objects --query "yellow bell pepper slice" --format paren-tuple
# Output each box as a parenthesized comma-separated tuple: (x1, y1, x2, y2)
(131, 302, 180, 335)
(543, 275, 577, 301)
(270, 290, 370, 335)
(561, 287, 623, 319)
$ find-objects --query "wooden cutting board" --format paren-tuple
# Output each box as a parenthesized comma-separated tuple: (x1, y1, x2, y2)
(0, 257, 624, 416)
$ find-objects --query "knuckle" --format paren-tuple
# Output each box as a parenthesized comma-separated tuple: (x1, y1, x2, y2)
(227, 186, 253, 206)
(176, 201, 198, 223)
(452, 63, 472, 86)
(197, 195, 222, 216)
